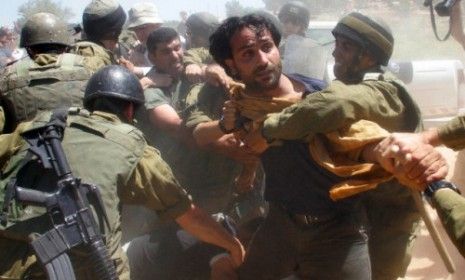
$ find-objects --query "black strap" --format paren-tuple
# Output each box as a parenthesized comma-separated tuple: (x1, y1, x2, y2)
(428, 1, 453, 41)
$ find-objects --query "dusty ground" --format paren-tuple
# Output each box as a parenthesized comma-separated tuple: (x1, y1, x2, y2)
(405, 147, 465, 280)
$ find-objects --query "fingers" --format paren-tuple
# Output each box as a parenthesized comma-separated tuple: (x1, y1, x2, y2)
(185, 64, 205, 83)
(391, 144, 448, 191)
(221, 101, 238, 131)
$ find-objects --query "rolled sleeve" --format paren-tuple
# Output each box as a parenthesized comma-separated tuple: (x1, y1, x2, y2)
(438, 116, 465, 151)
(185, 84, 225, 128)
(122, 145, 192, 221)
(144, 88, 169, 110)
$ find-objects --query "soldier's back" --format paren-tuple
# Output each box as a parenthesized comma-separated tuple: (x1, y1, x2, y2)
(0, 53, 91, 133)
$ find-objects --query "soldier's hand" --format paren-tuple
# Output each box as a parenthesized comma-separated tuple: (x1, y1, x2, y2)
(243, 125, 269, 155)
(205, 64, 233, 89)
(372, 134, 448, 191)
(221, 101, 238, 132)
(118, 57, 135, 73)
(185, 64, 206, 84)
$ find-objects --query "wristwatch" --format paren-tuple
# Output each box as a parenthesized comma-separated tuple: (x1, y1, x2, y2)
(424, 180, 461, 198)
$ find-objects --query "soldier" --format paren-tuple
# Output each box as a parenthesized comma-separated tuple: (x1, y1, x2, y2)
(0, 12, 91, 134)
(278, 1, 310, 39)
(217, 12, 423, 279)
(120, 2, 163, 77)
(71, 0, 126, 72)
(0, 65, 244, 279)
(372, 117, 465, 257)
(183, 12, 220, 84)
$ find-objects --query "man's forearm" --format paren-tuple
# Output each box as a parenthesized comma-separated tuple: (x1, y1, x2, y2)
(193, 121, 225, 146)
(175, 204, 244, 264)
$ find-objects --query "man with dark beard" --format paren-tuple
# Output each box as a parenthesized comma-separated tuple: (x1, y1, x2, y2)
(200, 12, 439, 280)
(191, 14, 373, 279)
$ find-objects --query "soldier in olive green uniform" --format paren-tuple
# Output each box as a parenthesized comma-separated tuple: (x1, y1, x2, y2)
(183, 12, 219, 84)
(243, 13, 423, 279)
(374, 115, 465, 258)
(0, 12, 91, 134)
(136, 27, 240, 215)
(71, 0, 126, 72)
(0, 66, 244, 279)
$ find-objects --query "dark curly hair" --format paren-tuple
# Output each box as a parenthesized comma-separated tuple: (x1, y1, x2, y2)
(209, 13, 281, 75)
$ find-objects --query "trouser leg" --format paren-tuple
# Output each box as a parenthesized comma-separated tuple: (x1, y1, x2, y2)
(238, 204, 297, 280)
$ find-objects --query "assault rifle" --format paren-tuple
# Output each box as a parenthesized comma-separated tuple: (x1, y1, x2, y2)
(0, 110, 118, 280)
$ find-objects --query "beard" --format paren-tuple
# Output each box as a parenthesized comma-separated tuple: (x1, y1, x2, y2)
(333, 59, 364, 84)
(244, 61, 282, 92)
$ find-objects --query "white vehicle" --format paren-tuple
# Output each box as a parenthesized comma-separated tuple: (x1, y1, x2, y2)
(305, 21, 465, 128)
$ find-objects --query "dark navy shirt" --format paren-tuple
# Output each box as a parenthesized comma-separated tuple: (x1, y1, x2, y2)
(262, 74, 359, 215)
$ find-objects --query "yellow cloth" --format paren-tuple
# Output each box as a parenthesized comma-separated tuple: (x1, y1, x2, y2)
(229, 82, 393, 201)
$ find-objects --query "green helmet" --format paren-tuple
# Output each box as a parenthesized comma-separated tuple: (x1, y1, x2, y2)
(278, 1, 310, 29)
(82, 0, 126, 41)
(84, 65, 144, 109)
(20, 12, 72, 48)
(332, 12, 394, 66)
(186, 12, 219, 38)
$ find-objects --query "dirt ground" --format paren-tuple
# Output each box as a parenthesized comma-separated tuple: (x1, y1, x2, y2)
(404, 147, 465, 280)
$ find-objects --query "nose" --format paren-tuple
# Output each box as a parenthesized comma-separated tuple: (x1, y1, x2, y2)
(256, 50, 269, 66)
(171, 50, 182, 62)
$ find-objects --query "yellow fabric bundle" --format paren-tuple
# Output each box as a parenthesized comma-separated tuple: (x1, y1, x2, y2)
(228, 81, 392, 201)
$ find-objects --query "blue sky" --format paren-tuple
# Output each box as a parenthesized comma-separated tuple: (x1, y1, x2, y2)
(0, 0, 265, 27)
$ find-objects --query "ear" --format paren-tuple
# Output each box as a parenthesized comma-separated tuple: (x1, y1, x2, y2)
(360, 51, 377, 69)
(225, 58, 238, 76)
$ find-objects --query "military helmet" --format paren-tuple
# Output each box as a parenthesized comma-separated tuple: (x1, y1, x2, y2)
(278, 1, 310, 29)
(82, 0, 126, 41)
(84, 65, 144, 108)
(20, 12, 72, 48)
(186, 12, 219, 38)
(332, 12, 394, 66)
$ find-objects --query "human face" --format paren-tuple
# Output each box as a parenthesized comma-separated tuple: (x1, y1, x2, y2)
(133, 23, 161, 45)
(149, 38, 184, 78)
(225, 27, 282, 92)
(332, 35, 365, 83)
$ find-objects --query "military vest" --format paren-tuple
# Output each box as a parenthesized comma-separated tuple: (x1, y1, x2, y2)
(0, 109, 145, 279)
(0, 53, 91, 133)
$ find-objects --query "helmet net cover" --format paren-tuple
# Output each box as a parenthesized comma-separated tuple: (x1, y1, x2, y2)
(332, 12, 394, 66)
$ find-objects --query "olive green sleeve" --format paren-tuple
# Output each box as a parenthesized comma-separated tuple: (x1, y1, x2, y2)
(183, 47, 213, 66)
(262, 80, 407, 142)
(437, 116, 465, 151)
(432, 188, 465, 257)
(144, 88, 169, 110)
(185, 84, 225, 128)
(123, 145, 192, 221)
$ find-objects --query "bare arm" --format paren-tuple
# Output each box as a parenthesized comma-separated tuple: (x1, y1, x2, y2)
(362, 134, 448, 190)
(175, 204, 245, 267)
